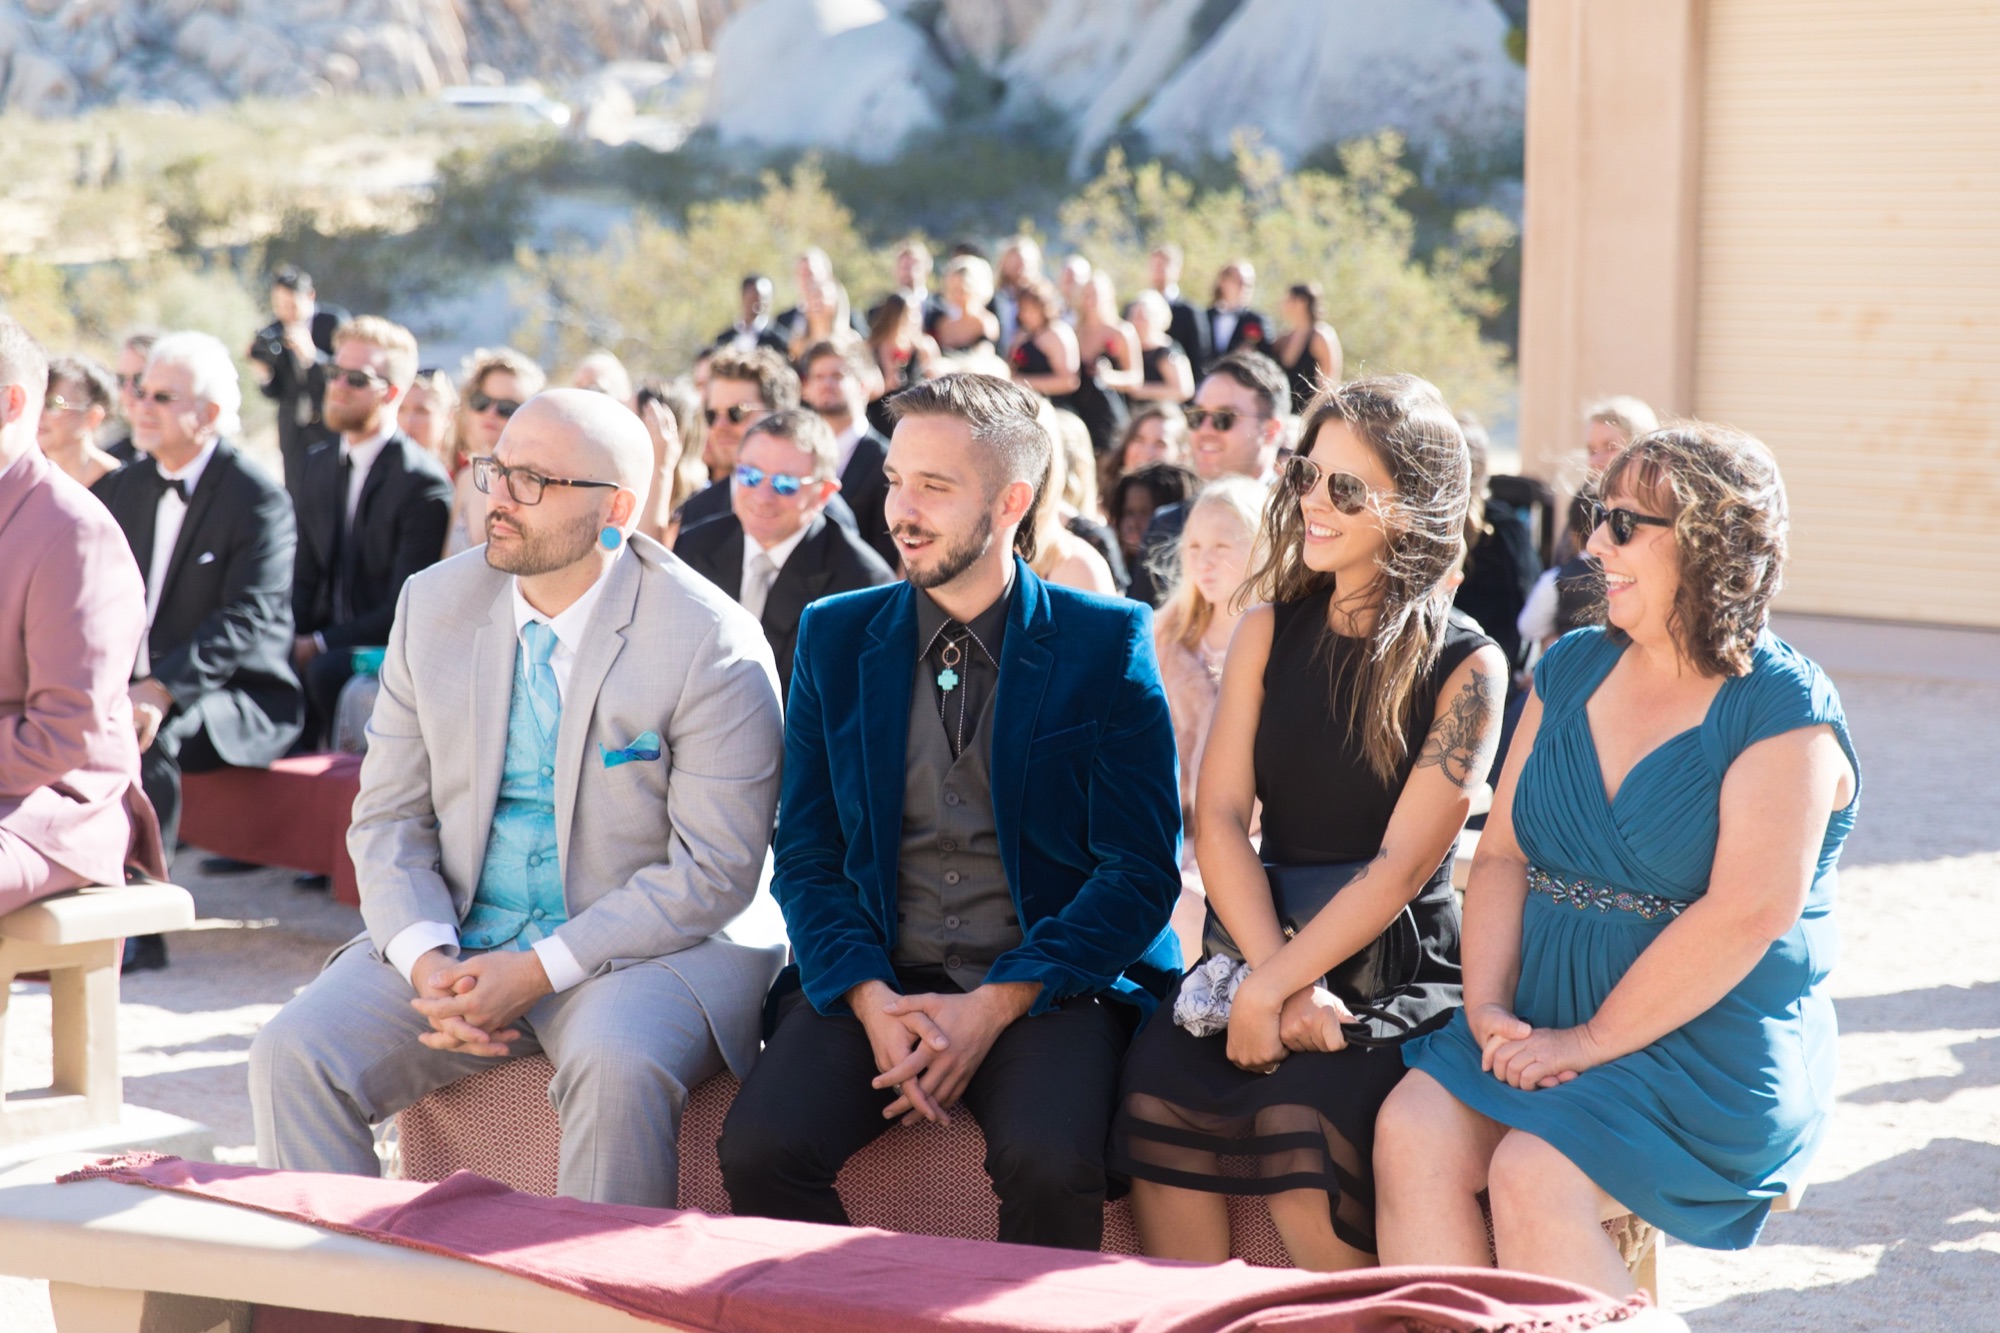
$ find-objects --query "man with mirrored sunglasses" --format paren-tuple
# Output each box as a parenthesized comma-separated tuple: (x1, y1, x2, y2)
(677, 348, 865, 542)
(675, 409, 894, 698)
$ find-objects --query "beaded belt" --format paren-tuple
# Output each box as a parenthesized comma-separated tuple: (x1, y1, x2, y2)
(1526, 865, 1689, 922)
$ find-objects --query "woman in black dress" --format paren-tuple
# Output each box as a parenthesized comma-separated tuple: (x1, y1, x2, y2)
(1274, 282, 1343, 415)
(1111, 374, 1507, 1269)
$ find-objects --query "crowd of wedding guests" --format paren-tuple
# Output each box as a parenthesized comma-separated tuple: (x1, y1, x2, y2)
(0, 232, 1858, 1303)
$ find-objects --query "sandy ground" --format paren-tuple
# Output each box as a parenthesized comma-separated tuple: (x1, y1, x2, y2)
(3, 633, 1996, 1330)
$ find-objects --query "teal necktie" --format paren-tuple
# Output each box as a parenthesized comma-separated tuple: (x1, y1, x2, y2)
(520, 620, 562, 744)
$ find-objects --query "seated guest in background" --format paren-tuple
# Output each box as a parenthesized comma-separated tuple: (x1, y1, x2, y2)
(1111, 374, 1504, 1269)
(1108, 459, 1200, 579)
(1518, 396, 1660, 650)
(932, 255, 1000, 356)
(1126, 350, 1291, 605)
(712, 275, 789, 356)
(864, 294, 940, 437)
(568, 349, 634, 408)
(800, 339, 897, 567)
(1452, 414, 1541, 680)
(397, 366, 459, 475)
(251, 390, 786, 1207)
(102, 330, 161, 464)
(633, 377, 705, 548)
(676, 408, 895, 697)
(1382, 426, 1859, 1294)
(1273, 282, 1343, 415)
(993, 234, 1044, 352)
(1066, 274, 1135, 454)
(445, 348, 545, 558)
(95, 332, 303, 966)
(1148, 476, 1266, 960)
(1026, 403, 1119, 597)
(248, 265, 346, 502)
(784, 276, 860, 366)
(719, 373, 1183, 1251)
(0, 318, 153, 913)
(291, 317, 454, 748)
(1050, 407, 1128, 591)
(679, 347, 810, 533)
(37, 355, 123, 489)
(1146, 244, 1209, 374)
(1204, 260, 1272, 368)
(1008, 279, 1083, 403)
(775, 248, 840, 349)
(1099, 402, 1191, 505)
(1057, 255, 1094, 320)
(1126, 291, 1197, 406)
(872, 240, 943, 336)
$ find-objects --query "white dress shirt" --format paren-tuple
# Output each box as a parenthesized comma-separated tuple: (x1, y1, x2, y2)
(832, 421, 868, 477)
(737, 521, 812, 623)
(1212, 307, 1242, 355)
(138, 438, 219, 678)
(340, 417, 398, 527)
(383, 547, 626, 994)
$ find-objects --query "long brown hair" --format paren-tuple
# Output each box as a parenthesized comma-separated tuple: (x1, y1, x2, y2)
(1242, 374, 1472, 783)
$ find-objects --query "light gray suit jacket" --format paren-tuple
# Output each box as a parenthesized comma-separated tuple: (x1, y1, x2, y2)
(348, 535, 786, 1076)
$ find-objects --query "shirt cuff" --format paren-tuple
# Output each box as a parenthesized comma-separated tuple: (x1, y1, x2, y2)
(532, 934, 588, 993)
(386, 921, 460, 991)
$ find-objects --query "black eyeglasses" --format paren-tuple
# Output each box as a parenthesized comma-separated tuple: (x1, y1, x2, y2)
(471, 456, 619, 506)
(1282, 454, 1382, 516)
(705, 402, 765, 428)
(468, 392, 522, 418)
(1591, 504, 1672, 545)
(1186, 407, 1264, 432)
(324, 367, 387, 390)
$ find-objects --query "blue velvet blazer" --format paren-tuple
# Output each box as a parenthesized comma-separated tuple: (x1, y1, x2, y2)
(771, 559, 1184, 1019)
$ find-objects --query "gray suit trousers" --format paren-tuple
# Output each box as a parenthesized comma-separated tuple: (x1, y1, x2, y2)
(249, 942, 722, 1207)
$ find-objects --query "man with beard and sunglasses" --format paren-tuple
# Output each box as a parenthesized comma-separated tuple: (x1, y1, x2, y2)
(676, 346, 862, 541)
(719, 373, 1183, 1251)
(252, 389, 785, 1210)
(1125, 350, 1293, 606)
(290, 317, 453, 750)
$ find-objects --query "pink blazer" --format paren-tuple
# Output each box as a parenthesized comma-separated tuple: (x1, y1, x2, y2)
(0, 448, 150, 887)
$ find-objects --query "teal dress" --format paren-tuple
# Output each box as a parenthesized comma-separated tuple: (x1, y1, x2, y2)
(1402, 627, 1860, 1250)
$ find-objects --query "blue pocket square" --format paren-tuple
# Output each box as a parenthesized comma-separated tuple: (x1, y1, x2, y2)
(599, 731, 663, 768)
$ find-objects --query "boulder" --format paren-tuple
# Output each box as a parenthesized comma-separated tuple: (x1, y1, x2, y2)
(937, 0, 1049, 68)
(6, 49, 82, 115)
(1130, 0, 1523, 164)
(702, 0, 950, 160)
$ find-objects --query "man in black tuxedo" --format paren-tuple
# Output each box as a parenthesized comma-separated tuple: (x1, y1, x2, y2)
(1147, 244, 1209, 374)
(290, 317, 453, 747)
(712, 275, 790, 357)
(93, 332, 303, 965)
(869, 241, 946, 338)
(1125, 351, 1291, 606)
(248, 266, 347, 502)
(1204, 259, 1273, 369)
(800, 339, 897, 568)
(675, 409, 894, 696)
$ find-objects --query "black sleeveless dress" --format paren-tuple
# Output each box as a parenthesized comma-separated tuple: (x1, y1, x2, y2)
(1014, 335, 1128, 455)
(1279, 332, 1321, 414)
(1108, 588, 1491, 1253)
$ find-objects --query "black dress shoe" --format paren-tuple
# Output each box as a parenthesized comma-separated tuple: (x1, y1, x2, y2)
(293, 873, 330, 891)
(199, 856, 264, 875)
(123, 934, 169, 971)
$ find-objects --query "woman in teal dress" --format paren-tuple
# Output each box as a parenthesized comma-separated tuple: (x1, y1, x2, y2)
(1376, 423, 1861, 1296)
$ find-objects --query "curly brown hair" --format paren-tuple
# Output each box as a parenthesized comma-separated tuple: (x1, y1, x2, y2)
(1242, 373, 1471, 784)
(1597, 424, 1789, 677)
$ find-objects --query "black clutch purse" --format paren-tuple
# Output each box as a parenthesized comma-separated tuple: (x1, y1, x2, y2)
(1201, 859, 1429, 1045)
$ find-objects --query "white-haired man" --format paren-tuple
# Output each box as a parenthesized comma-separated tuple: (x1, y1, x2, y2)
(93, 332, 303, 964)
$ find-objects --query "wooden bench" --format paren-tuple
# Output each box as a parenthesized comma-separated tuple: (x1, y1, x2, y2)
(180, 755, 364, 904)
(0, 883, 195, 1148)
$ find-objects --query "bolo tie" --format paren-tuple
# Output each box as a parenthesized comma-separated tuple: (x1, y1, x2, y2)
(936, 628, 972, 758)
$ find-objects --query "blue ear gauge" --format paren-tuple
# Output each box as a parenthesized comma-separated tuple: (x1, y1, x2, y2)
(599, 527, 623, 550)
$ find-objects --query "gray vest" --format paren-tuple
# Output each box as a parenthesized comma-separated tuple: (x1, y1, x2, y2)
(892, 666, 1022, 989)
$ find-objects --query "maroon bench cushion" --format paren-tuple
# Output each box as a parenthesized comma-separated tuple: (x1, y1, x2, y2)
(181, 755, 363, 904)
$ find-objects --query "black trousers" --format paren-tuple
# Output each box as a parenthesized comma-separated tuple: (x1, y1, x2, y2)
(302, 648, 361, 751)
(719, 975, 1136, 1250)
(140, 706, 225, 853)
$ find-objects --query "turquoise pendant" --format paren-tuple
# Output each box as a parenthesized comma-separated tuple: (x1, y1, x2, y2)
(937, 666, 960, 693)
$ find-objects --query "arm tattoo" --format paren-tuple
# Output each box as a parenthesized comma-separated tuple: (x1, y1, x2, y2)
(1416, 667, 1504, 791)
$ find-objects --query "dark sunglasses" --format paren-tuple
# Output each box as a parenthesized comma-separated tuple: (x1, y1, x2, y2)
(705, 402, 765, 428)
(137, 389, 185, 406)
(1592, 504, 1672, 546)
(733, 463, 809, 497)
(1185, 407, 1264, 432)
(324, 366, 387, 390)
(471, 456, 618, 506)
(117, 373, 143, 391)
(468, 391, 522, 418)
(1282, 454, 1380, 515)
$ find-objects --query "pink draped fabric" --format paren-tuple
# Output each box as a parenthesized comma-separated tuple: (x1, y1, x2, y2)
(60, 1155, 1650, 1333)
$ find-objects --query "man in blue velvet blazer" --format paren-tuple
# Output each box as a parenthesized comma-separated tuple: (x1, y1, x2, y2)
(720, 373, 1182, 1250)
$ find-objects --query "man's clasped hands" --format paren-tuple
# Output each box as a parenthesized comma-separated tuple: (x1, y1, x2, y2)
(407, 947, 555, 1057)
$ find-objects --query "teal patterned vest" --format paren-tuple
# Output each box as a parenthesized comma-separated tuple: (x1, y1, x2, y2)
(462, 640, 569, 951)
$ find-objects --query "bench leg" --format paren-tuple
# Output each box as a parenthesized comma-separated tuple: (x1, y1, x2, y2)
(48, 1283, 249, 1333)
(50, 939, 123, 1117)
(1633, 1231, 1662, 1305)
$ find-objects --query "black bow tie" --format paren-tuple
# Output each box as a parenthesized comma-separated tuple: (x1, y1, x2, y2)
(154, 472, 189, 503)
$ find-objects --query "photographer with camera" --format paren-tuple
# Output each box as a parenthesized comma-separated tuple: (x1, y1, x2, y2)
(249, 265, 346, 501)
